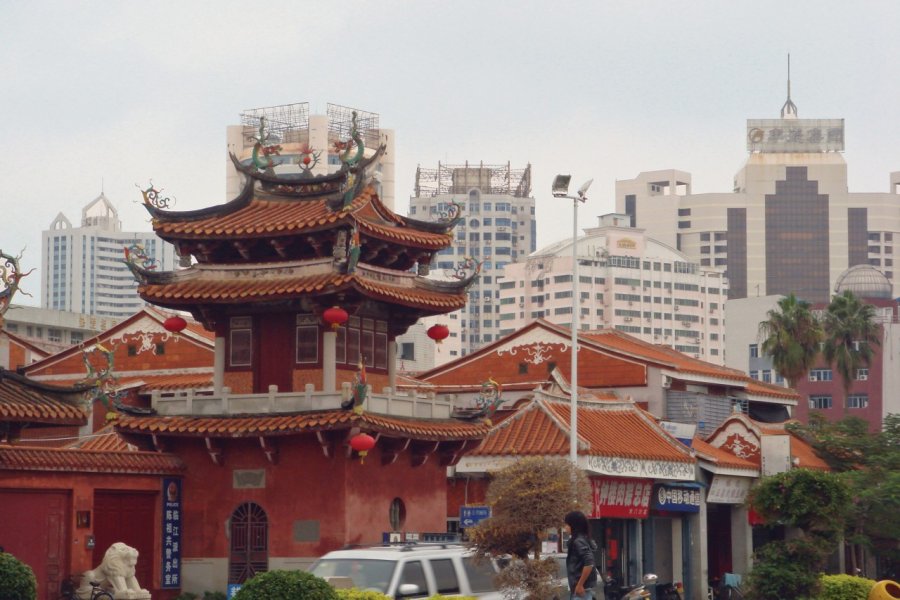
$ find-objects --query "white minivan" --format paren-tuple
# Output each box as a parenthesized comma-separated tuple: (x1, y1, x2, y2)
(309, 544, 503, 599)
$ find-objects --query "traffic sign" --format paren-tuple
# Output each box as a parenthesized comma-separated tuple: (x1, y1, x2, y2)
(459, 505, 491, 528)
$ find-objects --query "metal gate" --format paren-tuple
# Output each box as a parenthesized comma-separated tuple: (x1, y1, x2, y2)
(228, 502, 269, 584)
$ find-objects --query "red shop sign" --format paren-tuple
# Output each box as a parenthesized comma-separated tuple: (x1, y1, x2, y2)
(590, 477, 653, 519)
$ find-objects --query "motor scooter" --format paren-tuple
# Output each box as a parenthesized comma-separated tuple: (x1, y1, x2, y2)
(604, 573, 659, 600)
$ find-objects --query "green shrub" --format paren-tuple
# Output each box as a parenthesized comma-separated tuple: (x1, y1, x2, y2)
(335, 589, 392, 600)
(745, 540, 822, 600)
(0, 552, 37, 600)
(232, 570, 337, 600)
(817, 574, 876, 600)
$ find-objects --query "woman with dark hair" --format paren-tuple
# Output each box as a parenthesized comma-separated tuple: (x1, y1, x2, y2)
(565, 510, 598, 600)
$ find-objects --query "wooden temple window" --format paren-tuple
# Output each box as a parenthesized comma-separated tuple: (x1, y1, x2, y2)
(336, 316, 389, 372)
(295, 314, 319, 365)
(229, 317, 253, 368)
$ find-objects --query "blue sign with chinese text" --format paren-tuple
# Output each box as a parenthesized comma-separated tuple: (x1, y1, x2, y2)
(651, 483, 701, 513)
(161, 477, 182, 588)
(460, 506, 491, 528)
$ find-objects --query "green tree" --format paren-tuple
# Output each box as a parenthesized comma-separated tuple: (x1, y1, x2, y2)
(758, 293, 822, 388)
(788, 414, 900, 576)
(745, 469, 852, 600)
(468, 456, 591, 600)
(822, 290, 881, 407)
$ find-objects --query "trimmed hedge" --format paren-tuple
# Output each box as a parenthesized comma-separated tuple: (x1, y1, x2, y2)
(0, 552, 36, 600)
(335, 590, 392, 600)
(817, 574, 876, 600)
(232, 570, 337, 600)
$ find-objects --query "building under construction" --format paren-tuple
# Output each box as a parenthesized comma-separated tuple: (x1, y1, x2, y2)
(225, 102, 395, 209)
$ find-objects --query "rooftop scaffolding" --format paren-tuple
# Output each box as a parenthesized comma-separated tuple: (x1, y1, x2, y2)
(414, 161, 532, 198)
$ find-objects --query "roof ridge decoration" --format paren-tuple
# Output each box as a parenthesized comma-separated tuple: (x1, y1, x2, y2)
(451, 377, 503, 424)
(137, 180, 175, 210)
(249, 116, 284, 173)
(0, 249, 34, 325)
(444, 256, 484, 290)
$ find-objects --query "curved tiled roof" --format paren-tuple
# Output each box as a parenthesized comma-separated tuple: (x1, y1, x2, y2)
(471, 398, 693, 464)
(66, 424, 132, 451)
(116, 409, 490, 442)
(0, 446, 184, 474)
(0, 370, 87, 425)
(691, 436, 758, 471)
(139, 272, 467, 312)
(151, 185, 452, 250)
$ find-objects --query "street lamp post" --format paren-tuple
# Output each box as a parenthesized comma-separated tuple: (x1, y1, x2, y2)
(552, 175, 592, 465)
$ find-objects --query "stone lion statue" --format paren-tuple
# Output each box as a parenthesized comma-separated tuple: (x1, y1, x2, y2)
(78, 542, 150, 600)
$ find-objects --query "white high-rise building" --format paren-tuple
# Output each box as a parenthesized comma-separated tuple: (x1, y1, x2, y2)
(406, 162, 536, 356)
(42, 193, 177, 318)
(225, 102, 395, 210)
(498, 214, 728, 363)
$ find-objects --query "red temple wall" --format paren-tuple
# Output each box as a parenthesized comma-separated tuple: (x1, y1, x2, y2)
(223, 371, 253, 393)
(172, 434, 449, 559)
(26, 333, 212, 378)
(446, 476, 489, 519)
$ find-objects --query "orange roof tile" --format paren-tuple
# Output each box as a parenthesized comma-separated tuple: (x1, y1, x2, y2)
(140, 272, 466, 311)
(137, 374, 213, 392)
(152, 186, 452, 249)
(0, 371, 87, 425)
(116, 410, 490, 441)
(0, 445, 184, 474)
(66, 424, 133, 451)
(789, 435, 830, 471)
(691, 436, 758, 471)
(472, 397, 693, 464)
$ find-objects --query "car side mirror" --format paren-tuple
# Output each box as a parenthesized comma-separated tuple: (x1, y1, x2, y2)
(397, 583, 422, 597)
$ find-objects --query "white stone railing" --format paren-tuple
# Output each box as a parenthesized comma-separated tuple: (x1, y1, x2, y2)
(150, 384, 453, 419)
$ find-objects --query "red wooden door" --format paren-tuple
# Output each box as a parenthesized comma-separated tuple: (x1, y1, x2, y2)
(0, 490, 69, 600)
(255, 314, 294, 393)
(93, 492, 156, 591)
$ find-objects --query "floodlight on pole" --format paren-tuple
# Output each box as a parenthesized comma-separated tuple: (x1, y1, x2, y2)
(552, 175, 593, 465)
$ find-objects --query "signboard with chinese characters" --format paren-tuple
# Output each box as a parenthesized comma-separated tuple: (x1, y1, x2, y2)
(589, 477, 653, 519)
(651, 483, 701, 513)
(460, 506, 492, 528)
(707, 475, 752, 504)
(746, 119, 844, 153)
(161, 478, 182, 589)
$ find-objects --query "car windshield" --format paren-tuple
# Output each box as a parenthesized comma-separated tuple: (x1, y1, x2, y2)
(309, 558, 396, 593)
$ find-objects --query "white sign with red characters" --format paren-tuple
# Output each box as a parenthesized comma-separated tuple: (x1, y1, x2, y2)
(589, 477, 653, 519)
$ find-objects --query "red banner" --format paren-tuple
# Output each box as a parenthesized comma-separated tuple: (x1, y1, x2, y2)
(590, 477, 653, 519)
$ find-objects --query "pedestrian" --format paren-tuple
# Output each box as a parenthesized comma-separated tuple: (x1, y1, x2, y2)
(565, 510, 598, 600)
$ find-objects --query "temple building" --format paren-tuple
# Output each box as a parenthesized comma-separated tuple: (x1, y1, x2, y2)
(111, 112, 489, 595)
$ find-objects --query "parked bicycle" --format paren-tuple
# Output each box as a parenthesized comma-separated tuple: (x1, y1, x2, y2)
(60, 576, 113, 600)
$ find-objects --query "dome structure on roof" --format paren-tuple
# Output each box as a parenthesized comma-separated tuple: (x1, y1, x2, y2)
(834, 264, 893, 299)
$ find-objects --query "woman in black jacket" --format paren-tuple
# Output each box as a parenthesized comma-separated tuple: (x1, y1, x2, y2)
(565, 510, 598, 600)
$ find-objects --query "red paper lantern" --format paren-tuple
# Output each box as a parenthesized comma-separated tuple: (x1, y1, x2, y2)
(427, 324, 450, 344)
(323, 306, 349, 330)
(349, 432, 376, 463)
(163, 316, 187, 334)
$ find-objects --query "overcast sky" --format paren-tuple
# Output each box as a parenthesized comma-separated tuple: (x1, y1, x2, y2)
(2, 1, 899, 306)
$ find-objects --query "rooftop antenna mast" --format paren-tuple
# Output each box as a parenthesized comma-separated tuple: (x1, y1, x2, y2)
(781, 53, 798, 119)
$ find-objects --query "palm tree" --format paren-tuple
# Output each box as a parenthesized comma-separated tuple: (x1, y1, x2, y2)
(823, 290, 881, 407)
(758, 293, 823, 388)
